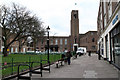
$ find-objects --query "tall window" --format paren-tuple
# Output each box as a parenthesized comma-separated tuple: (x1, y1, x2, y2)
(92, 38, 95, 42)
(41, 40, 43, 45)
(104, 2, 106, 14)
(55, 39, 58, 45)
(92, 46, 96, 49)
(51, 39, 53, 45)
(100, 3, 103, 32)
(108, 0, 112, 19)
(104, 2, 107, 28)
(104, 14, 107, 27)
(65, 39, 67, 45)
(60, 39, 62, 45)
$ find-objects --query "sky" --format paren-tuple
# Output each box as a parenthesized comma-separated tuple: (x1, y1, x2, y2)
(0, 0, 100, 36)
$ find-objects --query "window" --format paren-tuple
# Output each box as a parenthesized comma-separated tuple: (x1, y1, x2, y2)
(92, 38, 95, 42)
(41, 40, 43, 44)
(103, 2, 106, 14)
(92, 46, 96, 49)
(104, 14, 107, 27)
(60, 39, 62, 45)
(108, 0, 112, 19)
(103, 2, 107, 28)
(65, 39, 67, 45)
(51, 39, 53, 45)
(11, 48, 13, 53)
(55, 39, 58, 45)
(15, 48, 18, 53)
(91, 32, 93, 35)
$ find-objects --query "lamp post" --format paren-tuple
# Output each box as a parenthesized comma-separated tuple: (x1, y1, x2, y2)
(74, 36, 77, 58)
(46, 26, 50, 62)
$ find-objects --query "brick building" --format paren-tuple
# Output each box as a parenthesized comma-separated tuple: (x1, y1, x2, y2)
(97, 0, 120, 69)
(37, 10, 98, 53)
(80, 31, 98, 53)
(37, 36, 70, 52)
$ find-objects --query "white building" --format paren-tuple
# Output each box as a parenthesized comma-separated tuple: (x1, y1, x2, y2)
(97, 1, 120, 69)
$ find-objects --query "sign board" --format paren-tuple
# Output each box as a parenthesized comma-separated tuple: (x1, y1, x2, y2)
(112, 15, 118, 25)
(7, 49, 9, 51)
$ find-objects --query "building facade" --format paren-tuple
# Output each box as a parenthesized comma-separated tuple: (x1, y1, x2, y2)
(80, 31, 98, 53)
(97, 0, 120, 69)
(37, 36, 70, 52)
(37, 10, 98, 53)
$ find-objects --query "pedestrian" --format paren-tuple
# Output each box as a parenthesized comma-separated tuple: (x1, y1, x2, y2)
(88, 51, 91, 56)
(61, 53, 65, 60)
(66, 50, 72, 65)
(97, 50, 101, 60)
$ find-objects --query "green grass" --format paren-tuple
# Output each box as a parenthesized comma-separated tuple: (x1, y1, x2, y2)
(2, 53, 61, 77)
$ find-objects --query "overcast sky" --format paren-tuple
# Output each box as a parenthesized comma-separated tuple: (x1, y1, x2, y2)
(0, 0, 99, 36)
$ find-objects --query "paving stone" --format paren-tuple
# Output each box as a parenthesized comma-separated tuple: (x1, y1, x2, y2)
(15, 54, 119, 79)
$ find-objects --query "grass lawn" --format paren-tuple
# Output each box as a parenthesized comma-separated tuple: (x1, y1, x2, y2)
(2, 53, 61, 77)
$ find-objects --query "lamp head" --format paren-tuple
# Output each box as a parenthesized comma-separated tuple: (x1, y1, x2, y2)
(46, 26, 50, 31)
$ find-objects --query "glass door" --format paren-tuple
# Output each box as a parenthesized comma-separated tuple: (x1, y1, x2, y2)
(113, 34, 120, 68)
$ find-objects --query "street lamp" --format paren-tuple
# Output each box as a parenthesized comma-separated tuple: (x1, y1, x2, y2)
(46, 26, 50, 62)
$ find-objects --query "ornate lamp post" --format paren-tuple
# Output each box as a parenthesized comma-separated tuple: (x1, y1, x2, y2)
(46, 26, 50, 62)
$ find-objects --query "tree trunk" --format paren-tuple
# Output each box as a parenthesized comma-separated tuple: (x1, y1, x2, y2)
(19, 40, 21, 53)
(3, 47, 8, 57)
(33, 39, 36, 53)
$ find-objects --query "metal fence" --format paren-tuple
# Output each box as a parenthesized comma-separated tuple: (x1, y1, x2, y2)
(2, 53, 62, 78)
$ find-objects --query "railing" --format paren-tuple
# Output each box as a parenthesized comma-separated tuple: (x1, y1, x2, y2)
(2, 53, 62, 79)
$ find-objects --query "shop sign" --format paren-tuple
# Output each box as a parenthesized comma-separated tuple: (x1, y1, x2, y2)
(112, 15, 118, 25)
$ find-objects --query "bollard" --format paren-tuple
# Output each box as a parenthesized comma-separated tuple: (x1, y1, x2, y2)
(11, 58, 13, 75)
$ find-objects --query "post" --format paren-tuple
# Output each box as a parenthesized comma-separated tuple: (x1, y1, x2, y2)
(47, 31, 49, 62)
(11, 58, 13, 75)
(29, 56, 31, 66)
(46, 26, 50, 63)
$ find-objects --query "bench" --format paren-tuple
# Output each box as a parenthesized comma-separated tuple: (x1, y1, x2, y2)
(30, 62, 42, 77)
(55, 57, 67, 68)
(17, 60, 50, 79)
(17, 64, 31, 80)
(41, 60, 50, 73)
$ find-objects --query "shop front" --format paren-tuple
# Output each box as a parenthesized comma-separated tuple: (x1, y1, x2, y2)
(110, 22, 120, 69)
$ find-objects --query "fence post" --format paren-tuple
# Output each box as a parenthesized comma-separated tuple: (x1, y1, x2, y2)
(55, 53, 56, 61)
(29, 56, 31, 67)
(11, 58, 13, 75)
(54, 53, 55, 62)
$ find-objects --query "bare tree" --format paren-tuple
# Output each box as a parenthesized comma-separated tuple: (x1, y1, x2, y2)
(0, 3, 45, 56)
(29, 16, 45, 52)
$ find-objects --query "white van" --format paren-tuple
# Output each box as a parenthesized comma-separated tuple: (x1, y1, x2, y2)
(76, 47, 86, 56)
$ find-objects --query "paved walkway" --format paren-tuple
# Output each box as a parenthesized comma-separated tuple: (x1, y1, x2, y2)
(17, 54, 119, 80)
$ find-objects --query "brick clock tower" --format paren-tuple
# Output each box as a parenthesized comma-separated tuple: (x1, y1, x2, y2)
(70, 10, 79, 51)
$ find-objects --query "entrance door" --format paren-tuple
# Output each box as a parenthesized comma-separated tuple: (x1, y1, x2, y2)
(113, 34, 120, 68)
(105, 35, 109, 60)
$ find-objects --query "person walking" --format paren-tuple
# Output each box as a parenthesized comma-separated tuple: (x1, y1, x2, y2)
(97, 50, 101, 60)
(66, 50, 72, 65)
(88, 51, 91, 56)
(61, 53, 65, 60)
